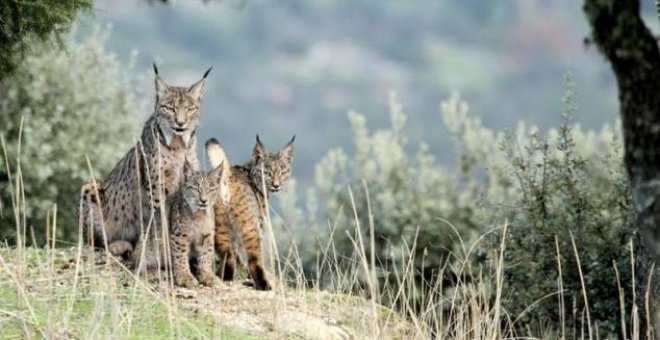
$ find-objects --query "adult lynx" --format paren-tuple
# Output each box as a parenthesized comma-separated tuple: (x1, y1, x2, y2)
(78, 64, 211, 257)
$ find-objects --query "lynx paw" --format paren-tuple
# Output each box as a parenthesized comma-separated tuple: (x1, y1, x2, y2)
(108, 240, 133, 258)
(197, 271, 217, 287)
(175, 274, 199, 288)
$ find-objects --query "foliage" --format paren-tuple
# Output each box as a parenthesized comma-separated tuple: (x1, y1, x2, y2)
(0, 0, 92, 78)
(0, 30, 146, 245)
(472, 76, 634, 338)
(277, 78, 635, 337)
(277, 92, 482, 300)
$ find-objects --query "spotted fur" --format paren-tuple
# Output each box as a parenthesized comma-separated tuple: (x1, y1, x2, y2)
(78, 64, 212, 258)
(206, 135, 294, 291)
(133, 160, 229, 287)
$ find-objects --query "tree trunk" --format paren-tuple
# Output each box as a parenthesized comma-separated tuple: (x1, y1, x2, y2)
(583, 0, 660, 338)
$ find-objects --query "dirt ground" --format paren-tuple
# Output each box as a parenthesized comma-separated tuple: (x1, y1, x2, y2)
(52, 249, 416, 340)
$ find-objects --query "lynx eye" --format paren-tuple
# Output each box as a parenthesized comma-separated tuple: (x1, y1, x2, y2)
(160, 105, 174, 114)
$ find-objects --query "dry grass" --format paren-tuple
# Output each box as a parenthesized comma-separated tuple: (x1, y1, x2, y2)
(0, 129, 414, 339)
(0, 244, 416, 339)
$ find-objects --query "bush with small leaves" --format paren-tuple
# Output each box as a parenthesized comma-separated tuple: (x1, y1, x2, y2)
(276, 77, 634, 338)
(0, 30, 146, 245)
(476, 78, 634, 338)
(278, 93, 487, 308)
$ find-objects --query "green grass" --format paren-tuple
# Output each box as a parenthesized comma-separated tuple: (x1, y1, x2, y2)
(0, 248, 259, 339)
(0, 245, 413, 339)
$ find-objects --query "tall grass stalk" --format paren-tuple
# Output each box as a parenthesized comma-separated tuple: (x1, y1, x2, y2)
(570, 230, 593, 339)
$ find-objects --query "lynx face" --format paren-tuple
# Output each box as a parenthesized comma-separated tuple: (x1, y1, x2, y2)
(249, 135, 295, 192)
(182, 161, 226, 213)
(153, 65, 211, 145)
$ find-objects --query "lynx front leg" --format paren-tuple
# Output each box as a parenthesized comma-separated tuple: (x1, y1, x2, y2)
(185, 138, 200, 170)
(236, 216, 271, 291)
(214, 206, 238, 281)
(170, 233, 197, 288)
(196, 233, 216, 287)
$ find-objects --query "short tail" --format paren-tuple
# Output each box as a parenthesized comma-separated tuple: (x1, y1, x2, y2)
(205, 138, 231, 174)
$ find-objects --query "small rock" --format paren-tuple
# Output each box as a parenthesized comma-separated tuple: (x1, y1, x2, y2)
(175, 288, 197, 299)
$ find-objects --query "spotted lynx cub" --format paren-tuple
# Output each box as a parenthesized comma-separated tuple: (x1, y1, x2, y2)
(78, 64, 211, 258)
(133, 159, 229, 287)
(206, 135, 294, 291)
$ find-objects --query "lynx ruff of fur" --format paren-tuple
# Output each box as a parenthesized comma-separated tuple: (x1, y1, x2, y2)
(78, 64, 212, 258)
(133, 160, 230, 287)
(206, 135, 295, 291)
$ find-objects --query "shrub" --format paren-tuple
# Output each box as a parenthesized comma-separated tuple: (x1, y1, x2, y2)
(0, 29, 146, 245)
(277, 93, 482, 301)
(276, 77, 635, 338)
(478, 77, 635, 338)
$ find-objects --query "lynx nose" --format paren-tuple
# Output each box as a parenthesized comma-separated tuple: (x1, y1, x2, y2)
(174, 113, 186, 127)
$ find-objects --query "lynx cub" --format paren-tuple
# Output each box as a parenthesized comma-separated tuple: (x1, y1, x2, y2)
(78, 64, 211, 258)
(133, 159, 229, 287)
(206, 135, 294, 291)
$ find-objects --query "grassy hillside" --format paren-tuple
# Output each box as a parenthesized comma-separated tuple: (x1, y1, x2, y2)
(0, 246, 414, 339)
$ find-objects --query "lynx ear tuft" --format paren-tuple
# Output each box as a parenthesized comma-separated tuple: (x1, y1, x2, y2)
(253, 135, 266, 161)
(202, 66, 213, 79)
(189, 69, 210, 100)
(154, 64, 169, 99)
(280, 135, 295, 160)
(208, 160, 225, 182)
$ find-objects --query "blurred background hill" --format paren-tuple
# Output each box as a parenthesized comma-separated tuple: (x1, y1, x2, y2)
(86, 0, 648, 185)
